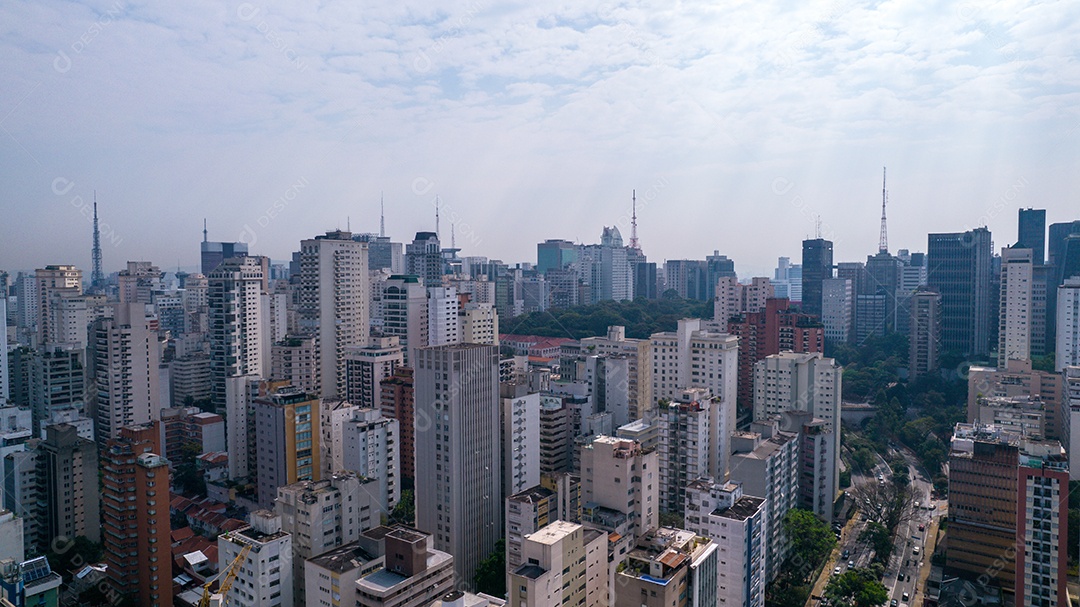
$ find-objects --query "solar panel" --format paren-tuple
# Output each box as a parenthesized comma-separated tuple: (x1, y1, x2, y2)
(20, 557, 52, 583)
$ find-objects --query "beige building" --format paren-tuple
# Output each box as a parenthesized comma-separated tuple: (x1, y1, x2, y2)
(508, 521, 607, 607)
(90, 303, 164, 443)
(580, 436, 658, 542)
(355, 526, 455, 607)
(967, 359, 1063, 440)
(271, 335, 321, 395)
(580, 326, 652, 420)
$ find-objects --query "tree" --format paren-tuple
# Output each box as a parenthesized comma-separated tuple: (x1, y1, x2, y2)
(850, 480, 916, 531)
(174, 442, 207, 497)
(839, 469, 852, 488)
(45, 536, 103, 579)
(860, 522, 892, 562)
(391, 490, 415, 526)
(824, 568, 889, 607)
(473, 539, 506, 597)
(783, 509, 836, 580)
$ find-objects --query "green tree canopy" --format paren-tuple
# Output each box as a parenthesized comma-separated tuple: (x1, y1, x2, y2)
(824, 568, 889, 607)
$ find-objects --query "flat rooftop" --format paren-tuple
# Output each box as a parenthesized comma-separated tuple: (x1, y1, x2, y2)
(309, 542, 378, 574)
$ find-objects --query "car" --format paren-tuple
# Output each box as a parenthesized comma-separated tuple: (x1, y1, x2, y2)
(891, 600, 898, 607)
(918, 524, 925, 531)
(841, 549, 850, 559)
(913, 546, 920, 555)
(897, 572, 904, 581)
(834, 566, 841, 575)
(902, 592, 910, 602)
(848, 560, 854, 568)
(914, 501, 920, 508)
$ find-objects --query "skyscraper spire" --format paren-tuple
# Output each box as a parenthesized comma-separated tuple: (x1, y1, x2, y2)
(380, 191, 385, 237)
(91, 191, 103, 290)
(629, 189, 639, 250)
(879, 167, 888, 254)
(203, 218, 208, 243)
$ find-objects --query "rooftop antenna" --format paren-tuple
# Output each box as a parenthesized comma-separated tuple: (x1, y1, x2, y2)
(91, 192, 103, 290)
(879, 166, 888, 254)
(435, 195, 440, 238)
(815, 214, 822, 239)
(451, 221, 456, 249)
(203, 218, 208, 243)
(347, 215, 351, 231)
(380, 192, 385, 237)
(629, 189, 640, 250)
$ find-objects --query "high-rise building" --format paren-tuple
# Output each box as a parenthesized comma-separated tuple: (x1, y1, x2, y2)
(460, 300, 499, 346)
(1015, 439, 1069, 607)
(253, 386, 321, 508)
(1018, 208, 1047, 266)
(344, 336, 403, 409)
(90, 303, 164, 443)
(863, 251, 904, 336)
(276, 472, 379, 604)
(821, 277, 852, 345)
(353, 233, 404, 273)
(116, 261, 162, 304)
(928, 228, 994, 357)
(909, 288, 942, 379)
(580, 436, 659, 542)
(169, 354, 211, 407)
(801, 239, 833, 317)
(38, 423, 100, 547)
(270, 335, 320, 395)
(662, 259, 709, 300)
(728, 422, 798, 582)
(3, 446, 39, 555)
(353, 525, 455, 607)
(299, 230, 370, 399)
(946, 423, 1021, 591)
(966, 360, 1063, 439)
(405, 231, 443, 286)
(649, 319, 738, 428)
(779, 410, 837, 522)
(657, 391, 730, 513)
(200, 237, 248, 275)
(379, 367, 415, 482)
(336, 408, 400, 512)
(218, 511, 294, 607)
(753, 352, 841, 438)
(508, 521, 607, 607)
(427, 286, 461, 346)
(100, 425, 169, 607)
(536, 239, 578, 275)
(381, 275, 428, 365)
(208, 256, 267, 411)
(728, 299, 824, 408)
(28, 346, 85, 435)
(34, 265, 82, 348)
(225, 374, 261, 479)
(501, 385, 541, 501)
(414, 343, 501, 585)
(580, 326, 653, 421)
(612, 527, 718, 607)
(684, 479, 767, 607)
(999, 246, 1035, 368)
(1057, 277, 1080, 371)
(505, 485, 557, 571)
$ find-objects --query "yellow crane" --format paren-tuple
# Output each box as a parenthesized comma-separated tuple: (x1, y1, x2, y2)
(197, 543, 250, 607)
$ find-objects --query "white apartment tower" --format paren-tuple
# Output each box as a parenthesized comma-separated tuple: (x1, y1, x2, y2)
(999, 246, 1034, 368)
(381, 275, 427, 365)
(299, 231, 370, 398)
(344, 336, 404, 409)
(414, 343, 502, 585)
(460, 301, 499, 346)
(1057, 277, 1080, 371)
(753, 352, 841, 437)
(218, 511, 294, 607)
(502, 389, 541, 500)
(821, 277, 853, 344)
(337, 407, 400, 512)
(225, 374, 261, 479)
(579, 325, 653, 420)
(649, 318, 738, 435)
(34, 265, 82, 348)
(208, 256, 267, 411)
(427, 286, 461, 346)
(90, 303, 163, 443)
(684, 479, 767, 607)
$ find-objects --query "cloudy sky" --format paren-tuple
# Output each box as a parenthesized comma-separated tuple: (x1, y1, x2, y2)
(2, 0, 1079, 278)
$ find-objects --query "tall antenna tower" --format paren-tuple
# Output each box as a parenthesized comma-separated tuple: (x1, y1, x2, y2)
(91, 192, 103, 290)
(380, 192, 385, 237)
(629, 190, 640, 250)
(203, 218, 208, 243)
(435, 195, 440, 238)
(815, 214, 822, 239)
(879, 167, 888, 254)
(451, 221, 456, 249)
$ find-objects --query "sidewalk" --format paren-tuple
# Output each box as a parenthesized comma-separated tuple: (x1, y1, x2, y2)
(912, 515, 941, 607)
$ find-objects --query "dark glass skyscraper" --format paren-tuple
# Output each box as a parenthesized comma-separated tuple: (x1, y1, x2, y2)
(801, 238, 833, 317)
(1017, 208, 1046, 265)
(927, 227, 993, 357)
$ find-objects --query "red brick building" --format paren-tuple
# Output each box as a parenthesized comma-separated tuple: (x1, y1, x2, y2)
(728, 298, 824, 407)
(380, 366, 416, 483)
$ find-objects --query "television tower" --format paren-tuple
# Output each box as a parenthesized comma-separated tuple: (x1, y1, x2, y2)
(380, 192, 385, 237)
(878, 167, 888, 254)
(435, 195, 440, 238)
(629, 189, 640, 250)
(91, 192, 103, 290)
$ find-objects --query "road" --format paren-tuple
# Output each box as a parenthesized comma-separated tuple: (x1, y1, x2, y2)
(881, 445, 943, 607)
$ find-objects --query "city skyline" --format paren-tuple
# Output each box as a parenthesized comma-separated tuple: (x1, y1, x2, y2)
(2, 1, 1079, 277)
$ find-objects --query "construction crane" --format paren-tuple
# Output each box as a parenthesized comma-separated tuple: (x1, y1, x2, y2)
(198, 543, 250, 607)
